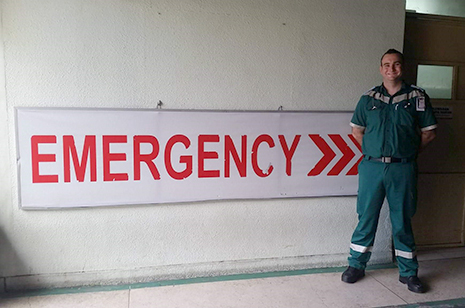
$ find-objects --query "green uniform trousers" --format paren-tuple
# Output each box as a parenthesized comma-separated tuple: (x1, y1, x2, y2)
(348, 158, 419, 277)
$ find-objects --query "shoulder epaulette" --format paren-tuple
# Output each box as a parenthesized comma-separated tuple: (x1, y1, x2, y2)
(362, 86, 378, 96)
(411, 84, 426, 93)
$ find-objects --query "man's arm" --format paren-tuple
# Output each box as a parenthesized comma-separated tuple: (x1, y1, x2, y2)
(419, 129, 436, 152)
(351, 127, 365, 147)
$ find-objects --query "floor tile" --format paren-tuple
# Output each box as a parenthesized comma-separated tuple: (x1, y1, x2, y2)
(297, 271, 407, 308)
(130, 278, 314, 308)
(0, 290, 129, 308)
(129, 272, 406, 308)
(369, 257, 465, 304)
(1, 250, 465, 308)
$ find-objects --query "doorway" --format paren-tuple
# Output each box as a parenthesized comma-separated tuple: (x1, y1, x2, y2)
(403, 13, 465, 248)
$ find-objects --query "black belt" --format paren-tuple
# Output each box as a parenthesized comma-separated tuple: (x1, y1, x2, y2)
(367, 156, 414, 163)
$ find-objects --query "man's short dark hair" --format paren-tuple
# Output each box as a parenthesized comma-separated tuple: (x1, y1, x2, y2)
(381, 49, 404, 65)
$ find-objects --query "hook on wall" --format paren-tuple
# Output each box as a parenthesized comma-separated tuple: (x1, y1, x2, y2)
(157, 100, 163, 109)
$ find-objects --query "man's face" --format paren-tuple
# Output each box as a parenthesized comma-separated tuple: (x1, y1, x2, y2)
(380, 53, 403, 83)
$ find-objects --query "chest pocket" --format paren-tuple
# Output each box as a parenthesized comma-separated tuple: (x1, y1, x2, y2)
(365, 100, 386, 127)
(396, 101, 417, 126)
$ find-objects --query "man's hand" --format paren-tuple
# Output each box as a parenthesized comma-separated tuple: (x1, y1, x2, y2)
(420, 129, 436, 152)
(351, 127, 365, 147)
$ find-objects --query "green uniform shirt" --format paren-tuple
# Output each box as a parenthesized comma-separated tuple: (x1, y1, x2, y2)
(350, 82, 437, 159)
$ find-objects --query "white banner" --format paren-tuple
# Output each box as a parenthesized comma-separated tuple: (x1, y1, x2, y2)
(16, 108, 362, 209)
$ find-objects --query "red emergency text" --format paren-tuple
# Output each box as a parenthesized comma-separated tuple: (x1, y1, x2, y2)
(30, 134, 305, 183)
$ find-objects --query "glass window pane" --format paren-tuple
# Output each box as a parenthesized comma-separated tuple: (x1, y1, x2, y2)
(416, 65, 453, 99)
(406, 0, 465, 19)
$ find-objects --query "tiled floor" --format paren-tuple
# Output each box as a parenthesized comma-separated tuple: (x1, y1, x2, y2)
(1, 247, 465, 308)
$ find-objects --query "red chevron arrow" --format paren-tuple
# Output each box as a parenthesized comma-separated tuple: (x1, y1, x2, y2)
(307, 134, 336, 176)
(327, 134, 355, 176)
(346, 134, 363, 175)
(308, 134, 363, 176)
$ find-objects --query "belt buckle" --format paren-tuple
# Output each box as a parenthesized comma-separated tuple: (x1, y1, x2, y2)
(382, 157, 392, 163)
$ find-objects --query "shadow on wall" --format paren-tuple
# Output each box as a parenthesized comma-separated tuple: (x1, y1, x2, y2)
(0, 227, 27, 294)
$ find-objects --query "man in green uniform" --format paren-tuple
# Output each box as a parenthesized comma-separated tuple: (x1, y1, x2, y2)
(341, 49, 437, 293)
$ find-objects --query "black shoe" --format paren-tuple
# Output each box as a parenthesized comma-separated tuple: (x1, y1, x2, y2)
(399, 275, 425, 293)
(341, 266, 365, 283)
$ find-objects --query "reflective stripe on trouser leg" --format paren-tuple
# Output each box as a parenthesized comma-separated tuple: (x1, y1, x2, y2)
(348, 159, 386, 270)
(385, 161, 419, 277)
